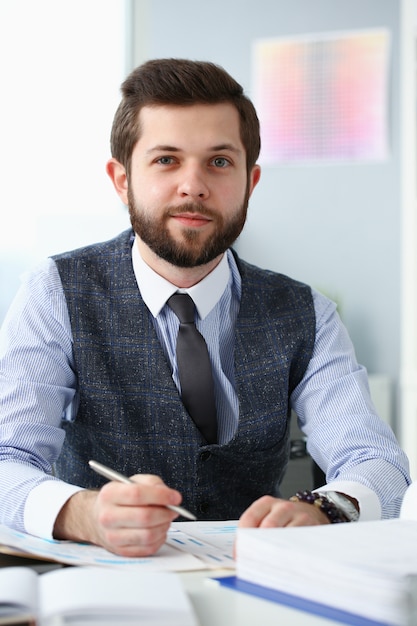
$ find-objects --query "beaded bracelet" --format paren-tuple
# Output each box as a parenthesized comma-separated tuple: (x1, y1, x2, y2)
(289, 490, 351, 524)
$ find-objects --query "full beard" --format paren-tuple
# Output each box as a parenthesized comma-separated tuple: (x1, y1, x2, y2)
(128, 191, 248, 268)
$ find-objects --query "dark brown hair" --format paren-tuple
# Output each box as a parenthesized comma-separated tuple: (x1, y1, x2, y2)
(110, 58, 260, 178)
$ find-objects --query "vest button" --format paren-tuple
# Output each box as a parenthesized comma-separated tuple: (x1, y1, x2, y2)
(200, 451, 211, 461)
(198, 502, 210, 514)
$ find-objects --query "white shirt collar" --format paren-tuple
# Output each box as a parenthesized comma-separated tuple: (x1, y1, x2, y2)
(131, 238, 230, 319)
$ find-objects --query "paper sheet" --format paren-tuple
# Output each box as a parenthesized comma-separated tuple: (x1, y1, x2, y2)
(0, 521, 237, 572)
(167, 520, 236, 568)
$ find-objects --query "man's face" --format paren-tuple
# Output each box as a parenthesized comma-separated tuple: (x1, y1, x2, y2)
(124, 103, 260, 267)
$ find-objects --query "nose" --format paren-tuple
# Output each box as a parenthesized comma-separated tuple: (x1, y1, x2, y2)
(177, 164, 209, 201)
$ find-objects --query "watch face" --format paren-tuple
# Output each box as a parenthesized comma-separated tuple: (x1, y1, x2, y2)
(325, 492, 359, 521)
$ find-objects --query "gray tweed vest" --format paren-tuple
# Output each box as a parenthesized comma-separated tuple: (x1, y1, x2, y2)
(53, 230, 315, 520)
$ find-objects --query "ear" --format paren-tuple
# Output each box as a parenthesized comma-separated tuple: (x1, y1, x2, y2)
(106, 158, 128, 205)
(248, 164, 261, 197)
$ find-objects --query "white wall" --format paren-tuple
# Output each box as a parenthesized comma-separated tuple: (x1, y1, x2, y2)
(130, 0, 406, 432)
(399, 0, 417, 477)
(0, 0, 130, 322)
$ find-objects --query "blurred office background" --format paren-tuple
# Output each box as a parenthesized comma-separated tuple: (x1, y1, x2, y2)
(1, 0, 417, 477)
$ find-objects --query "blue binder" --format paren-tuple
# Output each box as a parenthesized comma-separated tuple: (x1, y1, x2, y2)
(212, 576, 391, 626)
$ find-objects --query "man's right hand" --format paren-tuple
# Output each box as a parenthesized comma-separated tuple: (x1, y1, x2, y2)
(53, 474, 183, 557)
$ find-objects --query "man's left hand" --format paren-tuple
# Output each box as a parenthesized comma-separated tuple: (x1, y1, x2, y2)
(239, 495, 329, 528)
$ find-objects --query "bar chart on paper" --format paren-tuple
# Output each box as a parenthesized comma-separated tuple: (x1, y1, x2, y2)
(167, 521, 237, 569)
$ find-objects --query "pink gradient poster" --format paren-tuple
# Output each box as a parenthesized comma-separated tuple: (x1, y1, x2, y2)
(252, 29, 390, 164)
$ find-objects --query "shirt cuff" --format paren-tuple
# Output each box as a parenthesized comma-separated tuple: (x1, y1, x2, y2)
(400, 482, 417, 520)
(24, 480, 84, 539)
(314, 480, 381, 521)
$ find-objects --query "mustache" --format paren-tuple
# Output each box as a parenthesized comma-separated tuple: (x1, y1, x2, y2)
(167, 203, 217, 219)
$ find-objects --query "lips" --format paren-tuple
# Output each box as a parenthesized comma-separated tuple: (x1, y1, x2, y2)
(172, 212, 212, 228)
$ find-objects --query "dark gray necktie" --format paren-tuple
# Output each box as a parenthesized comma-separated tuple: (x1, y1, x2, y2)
(167, 293, 217, 444)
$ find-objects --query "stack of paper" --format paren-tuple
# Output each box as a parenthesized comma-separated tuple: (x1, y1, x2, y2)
(235, 519, 417, 626)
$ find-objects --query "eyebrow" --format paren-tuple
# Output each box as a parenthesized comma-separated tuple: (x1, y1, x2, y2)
(146, 143, 242, 155)
(211, 144, 242, 154)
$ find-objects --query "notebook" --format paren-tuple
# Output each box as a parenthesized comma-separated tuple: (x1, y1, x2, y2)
(0, 565, 198, 626)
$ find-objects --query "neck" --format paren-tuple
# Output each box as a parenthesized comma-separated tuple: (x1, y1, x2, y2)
(135, 237, 223, 289)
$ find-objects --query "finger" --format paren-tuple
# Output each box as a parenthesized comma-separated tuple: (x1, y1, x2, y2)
(99, 521, 170, 557)
(96, 487, 179, 530)
(239, 497, 327, 529)
(100, 478, 182, 509)
(283, 501, 329, 527)
(239, 495, 283, 528)
(98, 497, 178, 529)
(129, 474, 183, 507)
(128, 473, 166, 486)
(255, 500, 328, 528)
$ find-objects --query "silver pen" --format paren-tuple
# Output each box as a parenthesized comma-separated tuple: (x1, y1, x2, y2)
(88, 459, 197, 521)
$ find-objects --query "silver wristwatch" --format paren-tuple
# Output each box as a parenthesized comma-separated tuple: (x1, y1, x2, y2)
(318, 491, 360, 522)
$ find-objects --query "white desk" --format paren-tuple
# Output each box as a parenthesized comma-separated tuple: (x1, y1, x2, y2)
(181, 569, 342, 626)
(0, 554, 341, 625)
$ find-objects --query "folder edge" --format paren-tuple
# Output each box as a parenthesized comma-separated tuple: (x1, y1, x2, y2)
(211, 575, 392, 626)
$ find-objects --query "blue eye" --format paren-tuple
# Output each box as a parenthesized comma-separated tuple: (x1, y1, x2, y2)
(158, 156, 174, 165)
(212, 157, 230, 168)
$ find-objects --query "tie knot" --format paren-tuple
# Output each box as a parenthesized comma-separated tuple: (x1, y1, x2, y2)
(167, 293, 195, 324)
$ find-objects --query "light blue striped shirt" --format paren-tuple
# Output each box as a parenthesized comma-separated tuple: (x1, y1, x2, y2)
(0, 244, 411, 537)
(132, 245, 240, 445)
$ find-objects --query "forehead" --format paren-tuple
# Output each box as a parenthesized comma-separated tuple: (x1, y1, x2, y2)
(137, 103, 243, 148)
